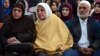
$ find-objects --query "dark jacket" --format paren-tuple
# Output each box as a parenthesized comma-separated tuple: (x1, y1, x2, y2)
(66, 17, 100, 50)
(0, 0, 4, 22)
(0, 15, 36, 45)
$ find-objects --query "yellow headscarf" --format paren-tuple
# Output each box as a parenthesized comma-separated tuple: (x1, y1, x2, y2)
(34, 3, 73, 54)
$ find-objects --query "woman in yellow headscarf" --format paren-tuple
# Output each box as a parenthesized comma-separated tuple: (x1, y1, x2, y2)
(34, 3, 73, 56)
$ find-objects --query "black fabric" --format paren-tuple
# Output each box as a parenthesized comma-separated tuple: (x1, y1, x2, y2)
(9, 0, 17, 8)
(36, 51, 48, 56)
(4, 52, 34, 56)
(0, 15, 36, 45)
(16, 33, 34, 42)
(54, 53, 62, 56)
(5, 43, 33, 53)
(0, 15, 36, 55)
(67, 0, 78, 18)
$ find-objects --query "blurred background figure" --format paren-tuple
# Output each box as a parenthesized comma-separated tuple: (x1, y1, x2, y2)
(61, 0, 78, 18)
(91, 0, 100, 22)
(27, 0, 42, 13)
(2, 0, 11, 22)
(50, 0, 60, 17)
(3, 0, 11, 16)
(59, 2, 73, 22)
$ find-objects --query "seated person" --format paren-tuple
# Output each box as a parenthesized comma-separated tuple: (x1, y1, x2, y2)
(65, 1, 100, 56)
(33, 3, 73, 56)
(0, 2, 36, 56)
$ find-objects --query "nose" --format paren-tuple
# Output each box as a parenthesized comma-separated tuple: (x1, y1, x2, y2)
(79, 8, 84, 11)
(14, 10, 19, 14)
(38, 10, 42, 14)
(14, 10, 18, 14)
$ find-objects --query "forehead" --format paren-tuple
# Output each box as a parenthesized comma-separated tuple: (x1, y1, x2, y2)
(79, 3, 89, 7)
(4, 0, 9, 2)
(63, 7, 69, 9)
(37, 5, 45, 9)
(13, 7, 22, 10)
(52, 2, 57, 5)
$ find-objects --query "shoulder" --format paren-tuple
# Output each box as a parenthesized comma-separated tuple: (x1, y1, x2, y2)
(23, 15, 34, 22)
(65, 18, 78, 26)
(88, 17, 100, 30)
(88, 17, 99, 25)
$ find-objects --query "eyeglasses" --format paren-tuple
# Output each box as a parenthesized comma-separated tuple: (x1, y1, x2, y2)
(13, 8, 22, 12)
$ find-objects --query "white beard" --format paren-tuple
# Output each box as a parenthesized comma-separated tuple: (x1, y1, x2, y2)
(77, 11, 90, 19)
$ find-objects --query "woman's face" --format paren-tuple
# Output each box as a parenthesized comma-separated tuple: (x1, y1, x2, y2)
(62, 7, 69, 16)
(51, 2, 57, 12)
(37, 6, 46, 20)
(94, 4, 100, 14)
(12, 7, 22, 19)
(4, 0, 10, 8)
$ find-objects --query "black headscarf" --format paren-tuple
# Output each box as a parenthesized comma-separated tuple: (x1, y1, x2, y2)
(12, 2, 25, 16)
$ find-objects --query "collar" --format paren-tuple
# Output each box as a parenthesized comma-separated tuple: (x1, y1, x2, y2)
(79, 18, 88, 23)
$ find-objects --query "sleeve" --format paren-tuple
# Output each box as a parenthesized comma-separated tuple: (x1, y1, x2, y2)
(26, 17, 36, 43)
(18, 16, 36, 43)
(90, 21, 100, 50)
(0, 22, 8, 45)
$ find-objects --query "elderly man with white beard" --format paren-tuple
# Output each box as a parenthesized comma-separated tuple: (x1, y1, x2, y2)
(64, 0, 100, 56)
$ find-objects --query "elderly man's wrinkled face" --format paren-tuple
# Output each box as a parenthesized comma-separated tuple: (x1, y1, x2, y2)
(77, 3, 90, 20)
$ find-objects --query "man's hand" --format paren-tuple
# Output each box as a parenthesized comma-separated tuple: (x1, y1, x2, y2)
(79, 48, 86, 54)
(79, 48, 94, 55)
(84, 48, 94, 54)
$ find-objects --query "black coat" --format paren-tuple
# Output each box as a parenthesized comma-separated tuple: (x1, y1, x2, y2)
(0, 15, 36, 45)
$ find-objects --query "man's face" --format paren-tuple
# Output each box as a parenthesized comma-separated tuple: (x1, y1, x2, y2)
(77, 3, 90, 19)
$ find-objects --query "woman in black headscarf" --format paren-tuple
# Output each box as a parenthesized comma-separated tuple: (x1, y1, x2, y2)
(59, 2, 73, 22)
(92, 0, 100, 22)
(0, 2, 36, 56)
